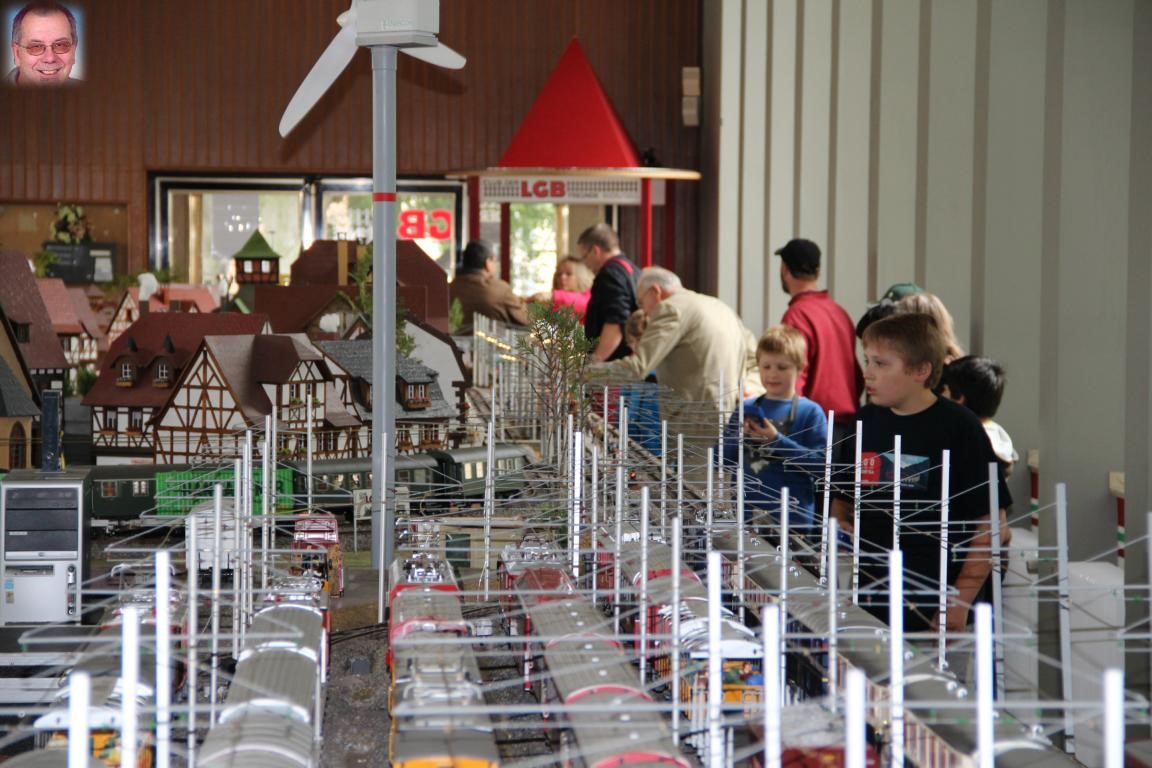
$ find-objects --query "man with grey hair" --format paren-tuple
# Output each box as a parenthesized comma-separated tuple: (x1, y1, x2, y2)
(589, 266, 761, 481)
(8, 1, 79, 86)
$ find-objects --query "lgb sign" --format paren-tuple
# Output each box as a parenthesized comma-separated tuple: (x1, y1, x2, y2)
(517, 180, 568, 199)
(480, 176, 650, 205)
(397, 209, 452, 240)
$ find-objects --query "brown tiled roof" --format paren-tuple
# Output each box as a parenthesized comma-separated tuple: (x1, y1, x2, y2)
(325, 410, 361, 428)
(116, 283, 220, 318)
(288, 240, 449, 332)
(36, 278, 84, 335)
(157, 285, 218, 313)
(0, 252, 68, 371)
(291, 240, 362, 286)
(67, 287, 109, 352)
(82, 312, 268, 409)
(201, 333, 328, 424)
(252, 284, 360, 335)
(252, 333, 323, 384)
(396, 239, 450, 333)
(200, 335, 268, 423)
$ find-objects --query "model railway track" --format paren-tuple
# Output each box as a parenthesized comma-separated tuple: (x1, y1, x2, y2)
(501, 542, 695, 768)
(386, 551, 501, 768)
(585, 411, 710, 498)
(713, 527, 1080, 767)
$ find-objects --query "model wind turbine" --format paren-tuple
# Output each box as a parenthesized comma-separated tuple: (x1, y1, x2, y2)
(280, 0, 465, 571)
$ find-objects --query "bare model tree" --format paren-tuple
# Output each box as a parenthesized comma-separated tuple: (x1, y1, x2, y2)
(516, 303, 593, 465)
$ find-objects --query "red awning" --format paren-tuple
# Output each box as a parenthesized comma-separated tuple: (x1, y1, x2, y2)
(498, 38, 639, 169)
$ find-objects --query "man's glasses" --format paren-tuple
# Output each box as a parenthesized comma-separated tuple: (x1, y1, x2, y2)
(17, 40, 72, 56)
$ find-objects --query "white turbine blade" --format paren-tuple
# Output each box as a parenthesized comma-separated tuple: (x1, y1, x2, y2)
(279, 24, 359, 137)
(402, 42, 466, 70)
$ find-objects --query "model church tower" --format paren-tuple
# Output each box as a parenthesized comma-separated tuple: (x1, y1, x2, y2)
(231, 231, 283, 308)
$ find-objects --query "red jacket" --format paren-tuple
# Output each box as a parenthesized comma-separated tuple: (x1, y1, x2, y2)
(781, 290, 863, 422)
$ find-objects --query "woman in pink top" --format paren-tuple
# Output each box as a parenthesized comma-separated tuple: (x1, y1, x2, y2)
(530, 256, 593, 320)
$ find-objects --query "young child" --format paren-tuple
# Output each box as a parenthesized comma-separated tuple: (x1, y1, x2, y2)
(940, 355, 1018, 477)
(940, 355, 1017, 605)
(831, 314, 1010, 633)
(725, 326, 828, 533)
(530, 256, 594, 320)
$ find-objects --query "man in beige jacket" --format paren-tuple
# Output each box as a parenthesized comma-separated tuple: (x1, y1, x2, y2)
(589, 266, 762, 483)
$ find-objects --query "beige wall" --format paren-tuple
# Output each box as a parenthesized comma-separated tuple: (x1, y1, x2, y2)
(702, 0, 1148, 555)
(702, 0, 1151, 699)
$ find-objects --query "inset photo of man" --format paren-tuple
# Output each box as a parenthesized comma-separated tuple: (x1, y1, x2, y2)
(6, 1, 83, 86)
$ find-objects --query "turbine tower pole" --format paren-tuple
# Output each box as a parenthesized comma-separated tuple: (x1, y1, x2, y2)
(370, 45, 399, 571)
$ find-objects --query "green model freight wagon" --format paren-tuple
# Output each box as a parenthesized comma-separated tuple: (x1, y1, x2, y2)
(154, 466, 293, 516)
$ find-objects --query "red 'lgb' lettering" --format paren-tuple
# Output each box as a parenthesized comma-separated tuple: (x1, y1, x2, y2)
(519, 180, 566, 198)
(397, 210, 425, 239)
(397, 209, 454, 240)
(428, 210, 452, 239)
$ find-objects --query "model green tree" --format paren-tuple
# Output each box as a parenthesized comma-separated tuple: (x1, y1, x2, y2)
(350, 244, 416, 358)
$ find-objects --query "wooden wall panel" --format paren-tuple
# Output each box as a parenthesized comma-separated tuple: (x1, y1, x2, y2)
(1, 0, 701, 275)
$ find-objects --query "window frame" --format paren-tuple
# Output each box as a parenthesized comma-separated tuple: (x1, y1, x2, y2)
(150, 173, 466, 275)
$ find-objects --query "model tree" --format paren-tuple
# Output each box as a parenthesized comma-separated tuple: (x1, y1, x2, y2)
(350, 244, 416, 358)
(516, 303, 593, 464)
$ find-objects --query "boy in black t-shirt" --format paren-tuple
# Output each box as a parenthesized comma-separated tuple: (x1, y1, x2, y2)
(831, 314, 1010, 632)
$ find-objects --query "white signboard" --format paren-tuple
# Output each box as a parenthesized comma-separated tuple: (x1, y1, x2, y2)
(352, 487, 411, 552)
(480, 176, 665, 205)
(353, 487, 411, 521)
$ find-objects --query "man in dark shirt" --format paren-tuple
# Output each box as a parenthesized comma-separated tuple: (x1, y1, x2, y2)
(579, 223, 637, 362)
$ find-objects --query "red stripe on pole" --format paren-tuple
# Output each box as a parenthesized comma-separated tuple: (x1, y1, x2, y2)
(373, 192, 397, 202)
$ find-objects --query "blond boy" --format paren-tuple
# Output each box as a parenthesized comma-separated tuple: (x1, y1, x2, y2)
(724, 326, 827, 529)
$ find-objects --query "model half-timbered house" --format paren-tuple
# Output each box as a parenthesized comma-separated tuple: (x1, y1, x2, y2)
(253, 284, 366, 341)
(82, 312, 269, 464)
(317, 340, 455, 453)
(153, 333, 366, 464)
(37, 278, 106, 382)
(106, 283, 220, 348)
(69, 286, 109, 362)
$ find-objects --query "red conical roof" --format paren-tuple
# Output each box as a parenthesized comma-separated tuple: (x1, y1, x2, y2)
(498, 38, 639, 169)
